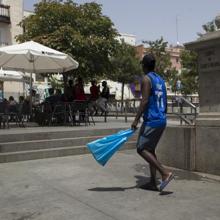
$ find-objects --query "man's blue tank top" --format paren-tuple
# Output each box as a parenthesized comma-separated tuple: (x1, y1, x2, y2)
(143, 72, 167, 128)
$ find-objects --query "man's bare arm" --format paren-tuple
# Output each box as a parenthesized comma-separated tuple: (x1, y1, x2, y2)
(131, 76, 151, 129)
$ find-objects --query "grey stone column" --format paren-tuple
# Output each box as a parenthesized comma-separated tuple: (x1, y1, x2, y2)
(185, 31, 220, 175)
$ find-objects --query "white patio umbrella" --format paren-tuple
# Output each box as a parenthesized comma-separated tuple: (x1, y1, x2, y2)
(0, 68, 26, 82)
(0, 69, 29, 99)
(0, 41, 78, 73)
(0, 41, 79, 113)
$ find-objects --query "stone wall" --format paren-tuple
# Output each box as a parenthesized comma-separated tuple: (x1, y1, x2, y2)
(3, 81, 24, 100)
(157, 126, 196, 171)
(156, 125, 220, 175)
(196, 125, 220, 175)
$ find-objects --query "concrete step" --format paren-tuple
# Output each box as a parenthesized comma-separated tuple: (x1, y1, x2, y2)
(0, 136, 103, 153)
(0, 128, 126, 143)
(0, 127, 137, 163)
(0, 141, 136, 163)
(0, 134, 138, 153)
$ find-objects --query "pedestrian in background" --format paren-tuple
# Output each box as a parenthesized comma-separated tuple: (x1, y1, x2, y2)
(74, 77, 86, 101)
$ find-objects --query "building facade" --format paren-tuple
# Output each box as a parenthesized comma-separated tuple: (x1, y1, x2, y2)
(0, 0, 29, 100)
(135, 44, 183, 72)
(116, 33, 136, 46)
(0, 0, 24, 46)
(166, 46, 182, 73)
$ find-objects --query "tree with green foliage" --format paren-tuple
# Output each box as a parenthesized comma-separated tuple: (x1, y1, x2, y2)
(16, 0, 119, 85)
(202, 21, 216, 33)
(109, 41, 142, 104)
(197, 20, 217, 37)
(49, 75, 63, 90)
(179, 50, 198, 95)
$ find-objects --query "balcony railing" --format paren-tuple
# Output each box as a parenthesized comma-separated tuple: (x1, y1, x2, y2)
(0, 4, 10, 24)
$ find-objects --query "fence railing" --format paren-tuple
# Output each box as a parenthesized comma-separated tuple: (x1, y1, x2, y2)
(105, 95, 199, 125)
(168, 95, 198, 125)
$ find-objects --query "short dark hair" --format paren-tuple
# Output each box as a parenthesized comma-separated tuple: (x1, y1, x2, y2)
(102, 81, 107, 86)
(19, 96, 24, 102)
(9, 96, 14, 101)
(31, 89, 36, 96)
(141, 54, 156, 71)
(91, 80, 96, 85)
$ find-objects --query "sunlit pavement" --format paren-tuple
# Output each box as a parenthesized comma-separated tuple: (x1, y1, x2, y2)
(0, 150, 219, 220)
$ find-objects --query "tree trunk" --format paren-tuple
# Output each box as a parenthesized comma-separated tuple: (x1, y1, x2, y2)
(121, 82, 125, 112)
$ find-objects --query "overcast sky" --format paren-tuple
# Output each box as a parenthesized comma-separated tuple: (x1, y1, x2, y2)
(24, 0, 220, 45)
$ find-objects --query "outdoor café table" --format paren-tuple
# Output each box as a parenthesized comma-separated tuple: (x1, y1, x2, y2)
(35, 102, 75, 126)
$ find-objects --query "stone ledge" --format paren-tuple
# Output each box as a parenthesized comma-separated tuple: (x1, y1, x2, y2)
(196, 118, 220, 127)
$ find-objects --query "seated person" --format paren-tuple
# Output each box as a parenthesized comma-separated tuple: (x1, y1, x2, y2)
(90, 80, 100, 101)
(65, 79, 75, 102)
(89, 80, 100, 114)
(19, 96, 24, 104)
(74, 77, 86, 101)
(0, 98, 9, 128)
(7, 96, 18, 122)
(18, 96, 25, 112)
(54, 89, 62, 103)
(8, 96, 17, 113)
(44, 88, 65, 111)
(26, 89, 40, 107)
(8, 96, 17, 106)
(45, 88, 57, 104)
(97, 81, 110, 114)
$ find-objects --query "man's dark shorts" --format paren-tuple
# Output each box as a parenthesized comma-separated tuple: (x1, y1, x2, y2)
(137, 123, 166, 152)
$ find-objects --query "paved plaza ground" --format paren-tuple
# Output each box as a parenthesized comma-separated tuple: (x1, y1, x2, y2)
(0, 149, 219, 220)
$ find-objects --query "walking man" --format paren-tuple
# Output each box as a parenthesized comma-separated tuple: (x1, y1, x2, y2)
(131, 54, 174, 192)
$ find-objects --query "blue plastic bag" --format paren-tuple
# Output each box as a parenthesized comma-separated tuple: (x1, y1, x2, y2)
(86, 129, 135, 166)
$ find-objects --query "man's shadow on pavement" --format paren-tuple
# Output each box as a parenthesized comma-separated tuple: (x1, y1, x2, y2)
(88, 175, 173, 195)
